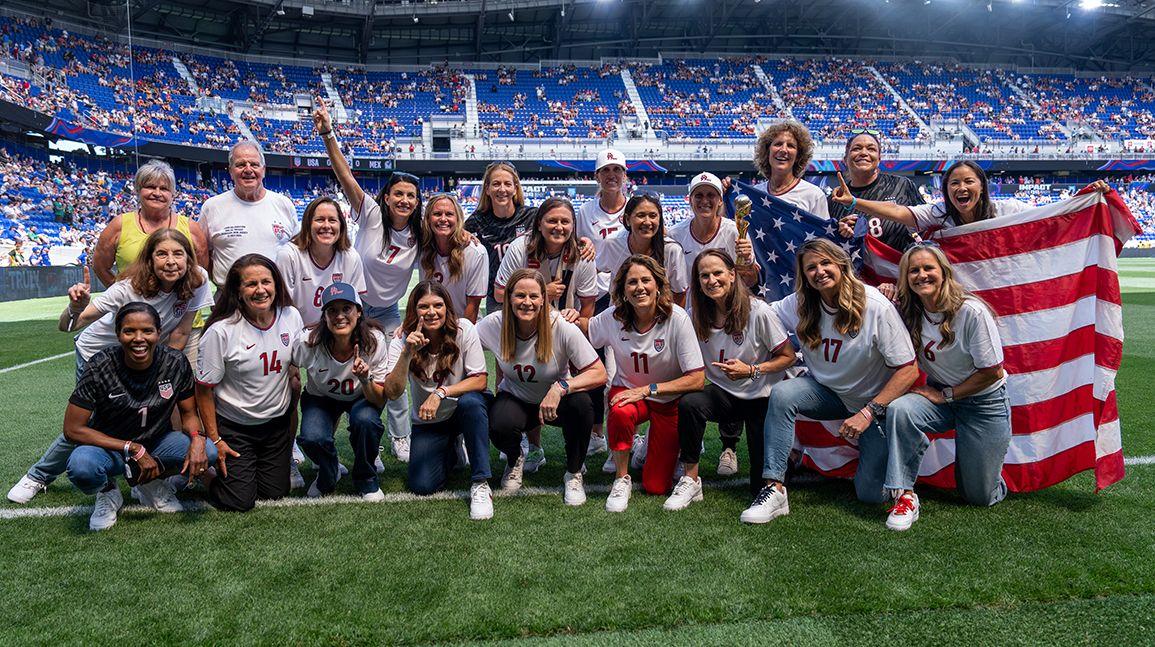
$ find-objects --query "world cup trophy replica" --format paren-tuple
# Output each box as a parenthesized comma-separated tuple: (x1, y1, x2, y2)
(734, 194, 753, 266)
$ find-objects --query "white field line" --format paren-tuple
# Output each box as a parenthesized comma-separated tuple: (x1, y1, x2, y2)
(0, 351, 71, 374)
(1124, 455, 1155, 466)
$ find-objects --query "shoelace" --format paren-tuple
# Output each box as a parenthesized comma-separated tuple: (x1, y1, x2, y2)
(611, 479, 630, 496)
(672, 479, 694, 496)
(752, 486, 777, 506)
(890, 495, 916, 516)
(472, 485, 490, 502)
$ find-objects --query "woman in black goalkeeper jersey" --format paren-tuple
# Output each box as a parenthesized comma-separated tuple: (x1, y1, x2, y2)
(64, 303, 217, 531)
(830, 129, 925, 252)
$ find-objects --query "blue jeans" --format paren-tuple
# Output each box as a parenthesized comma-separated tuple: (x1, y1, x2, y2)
(762, 376, 891, 504)
(66, 431, 219, 495)
(25, 349, 91, 484)
(885, 386, 1011, 506)
(299, 392, 384, 494)
(366, 303, 411, 441)
(407, 391, 492, 495)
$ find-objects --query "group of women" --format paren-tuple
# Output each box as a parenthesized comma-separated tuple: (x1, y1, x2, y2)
(11, 116, 1110, 531)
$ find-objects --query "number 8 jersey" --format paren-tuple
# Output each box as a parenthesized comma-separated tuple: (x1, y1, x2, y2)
(196, 306, 305, 425)
(587, 305, 704, 404)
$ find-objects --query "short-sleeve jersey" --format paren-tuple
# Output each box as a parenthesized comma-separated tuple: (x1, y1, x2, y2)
(587, 305, 704, 404)
(918, 297, 1006, 396)
(385, 318, 487, 423)
(771, 286, 915, 412)
(275, 245, 367, 327)
(293, 328, 391, 401)
(700, 299, 790, 399)
(351, 194, 419, 308)
(476, 311, 600, 404)
(464, 206, 537, 302)
(908, 199, 1032, 235)
(576, 196, 626, 297)
(827, 173, 924, 252)
(755, 178, 830, 219)
(419, 241, 489, 315)
(668, 217, 739, 266)
(597, 232, 690, 296)
(197, 189, 300, 286)
(494, 236, 598, 302)
(196, 306, 304, 425)
(70, 345, 194, 444)
(74, 268, 214, 361)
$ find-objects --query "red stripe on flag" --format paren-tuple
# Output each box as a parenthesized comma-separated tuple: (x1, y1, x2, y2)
(1003, 441, 1096, 492)
(942, 204, 1113, 262)
(1096, 448, 1125, 492)
(1002, 327, 1122, 374)
(865, 234, 903, 264)
(1097, 389, 1119, 428)
(1010, 385, 1094, 435)
(918, 462, 957, 490)
(974, 265, 1122, 317)
(794, 421, 852, 448)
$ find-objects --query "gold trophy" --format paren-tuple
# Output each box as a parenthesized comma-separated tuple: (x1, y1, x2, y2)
(734, 194, 753, 266)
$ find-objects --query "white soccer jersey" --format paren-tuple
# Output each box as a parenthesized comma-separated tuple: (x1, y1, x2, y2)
(198, 189, 300, 286)
(196, 306, 305, 425)
(918, 297, 1006, 396)
(597, 231, 690, 296)
(351, 194, 419, 308)
(275, 245, 367, 327)
(771, 286, 915, 412)
(476, 311, 600, 404)
(494, 235, 598, 302)
(907, 199, 1032, 232)
(756, 178, 830, 219)
(577, 196, 626, 297)
(385, 318, 487, 423)
(293, 328, 391, 401)
(668, 217, 739, 266)
(587, 305, 704, 404)
(75, 268, 213, 360)
(419, 241, 489, 317)
(700, 299, 790, 399)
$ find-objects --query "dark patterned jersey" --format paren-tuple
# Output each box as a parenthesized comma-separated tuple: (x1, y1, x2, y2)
(464, 205, 537, 300)
(70, 345, 194, 444)
(827, 172, 925, 252)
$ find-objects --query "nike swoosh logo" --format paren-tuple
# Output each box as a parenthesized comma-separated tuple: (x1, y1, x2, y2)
(318, 368, 329, 373)
(245, 343, 257, 350)
(620, 338, 630, 342)
(302, 277, 311, 281)
(109, 392, 127, 399)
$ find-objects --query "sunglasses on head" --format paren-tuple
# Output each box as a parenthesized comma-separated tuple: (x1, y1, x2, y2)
(850, 128, 882, 137)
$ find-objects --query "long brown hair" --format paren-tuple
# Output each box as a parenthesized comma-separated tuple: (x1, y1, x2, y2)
(896, 243, 983, 352)
(476, 162, 525, 214)
(400, 281, 462, 384)
(122, 228, 204, 301)
(420, 194, 472, 281)
(689, 249, 751, 341)
(793, 239, 865, 350)
(307, 299, 383, 356)
(205, 254, 292, 330)
(611, 254, 674, 333)
(524, 196, 579, 269)
(292, 196, 350, 252)
(621, 194, 668, 263)
(501, 269, 553, 363)
(941, 160, 995, 226)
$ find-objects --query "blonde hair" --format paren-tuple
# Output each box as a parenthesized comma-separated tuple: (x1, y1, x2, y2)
(753, 120, 815, 181)
(476, 162, 525, 214)
(500, 269, 554, 364)
(420, 194, 472, 281)
(793, 239, 865, 350)
(896, 244, 985, 351)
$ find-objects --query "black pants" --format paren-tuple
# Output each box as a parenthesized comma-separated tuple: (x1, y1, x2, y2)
(677, 384, 768, 496)
(719, 420, 743, 451)
(589, 292, 613, 427)
(209, 413, 293, 512)
(489, 390, 594, 474)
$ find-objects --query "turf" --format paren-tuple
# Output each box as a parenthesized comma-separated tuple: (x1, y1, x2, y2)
(0, 263, 1152, 645)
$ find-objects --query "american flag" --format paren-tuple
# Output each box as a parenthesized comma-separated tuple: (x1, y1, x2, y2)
(734, 181, 860, 302)
(807, 189, 1137, 493)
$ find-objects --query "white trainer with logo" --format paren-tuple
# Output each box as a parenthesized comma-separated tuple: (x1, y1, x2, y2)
(663, 476, 704, 511)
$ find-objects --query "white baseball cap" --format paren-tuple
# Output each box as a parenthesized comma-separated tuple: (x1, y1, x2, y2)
(595, 148, 627, 171)
(688, 171, 723, 196)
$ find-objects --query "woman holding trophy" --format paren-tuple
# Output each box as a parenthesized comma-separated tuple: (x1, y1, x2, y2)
(669, 172, 760, 287)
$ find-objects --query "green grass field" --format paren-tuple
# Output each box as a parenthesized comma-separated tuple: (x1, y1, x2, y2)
(0, 260, 1153, 645)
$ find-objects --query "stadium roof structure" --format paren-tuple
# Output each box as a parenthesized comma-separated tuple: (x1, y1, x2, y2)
(9, 0, 1155, 70)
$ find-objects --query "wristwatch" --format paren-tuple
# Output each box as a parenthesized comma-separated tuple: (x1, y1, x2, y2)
(434, 387, 448, 400)
(557, 379, 570, 395)
(648, 383, 659, 397)
(866, 400, 887, 420)
(942, 387, 955, 403)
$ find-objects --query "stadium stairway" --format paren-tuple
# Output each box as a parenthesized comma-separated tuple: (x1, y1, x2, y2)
(463, 74, 480, 137)
(319, 72, 349, 122)
(1002, 74, 1073, 138)
(619, 68, 653, 136)
(867, 65, 930, 134)
(753, 65, 794, 120)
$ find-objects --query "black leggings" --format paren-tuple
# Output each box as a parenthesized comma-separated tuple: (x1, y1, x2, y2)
(209, 413, 293, 512)
(677, 384, 768, 496)
(489, 390, 594, 474)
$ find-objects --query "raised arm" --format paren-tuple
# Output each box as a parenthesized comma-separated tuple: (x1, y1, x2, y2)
(830, 172, 916, 229)
(312, 99, 365, 214)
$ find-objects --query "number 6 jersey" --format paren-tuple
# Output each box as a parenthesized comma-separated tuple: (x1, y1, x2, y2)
(587, 304, 704, 404)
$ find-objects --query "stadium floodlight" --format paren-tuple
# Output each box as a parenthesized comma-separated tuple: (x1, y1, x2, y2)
(1079, 0, 1102, 8)
(508, 10, 515, 20)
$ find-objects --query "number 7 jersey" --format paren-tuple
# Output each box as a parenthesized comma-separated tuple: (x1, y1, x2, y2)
(587, 304, 704, 404)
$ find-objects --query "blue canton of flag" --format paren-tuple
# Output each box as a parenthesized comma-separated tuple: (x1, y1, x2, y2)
(732, 181, 861, 302)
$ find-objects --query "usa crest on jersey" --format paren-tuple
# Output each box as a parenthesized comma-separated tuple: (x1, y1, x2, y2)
(158, 380, 174, 400)
(653, 338, 665, 352)
(172, 301, 188, 318)
(732, 332, 744, 346)
(281, 332, 291, 347)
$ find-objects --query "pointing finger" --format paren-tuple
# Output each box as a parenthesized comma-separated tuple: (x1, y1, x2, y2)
(836, 171, 849, 192)
(82, 265, 91, 287)
(354, 344, 361, 358)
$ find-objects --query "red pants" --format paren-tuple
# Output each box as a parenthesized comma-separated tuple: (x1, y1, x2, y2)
(607, 386, 681, 495)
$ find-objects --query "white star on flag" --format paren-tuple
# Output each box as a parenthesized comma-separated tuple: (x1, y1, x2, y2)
(792, 210, 804, 222)
(803, 231, 817, 242)
(765, 250, 778, 263)
(785, 240, 797, 253)
(824, 223, 837, 236)
(762, 197, 772, 208)
(754, 228, 766, 241)
(779, 274, 791, 286)
(772, 217, 785, 230)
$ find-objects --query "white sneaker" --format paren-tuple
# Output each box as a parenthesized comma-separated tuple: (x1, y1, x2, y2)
(606, 474, 632, 513)
(629, 434, 648, 471)
(89, 488, 123, 531)
(501, 455, 525, 491)
(455, 435, 471, 469)
(563, 471, 586, 506)
(740, 484, 790, 524)
(361, 488, 385, 503)
(524, 444, 546, 474)
(289, 462, 306, 489)
(886, 492, 921, 531)
(391, 436, 410, 463)
(7, 475, 47, 504)
(587, 433, 608, 456)
(374, 450, 386, 474)
(292, 441, 307, 466)
(306, 463, 348, 498)
(500, 435, 530, 463)
(717, 448, 739, 477)
(663, 475, 703, 511)
(136, 478, 184, 513)
(601, 454, 616, 474)
(469, 481, 494, 520)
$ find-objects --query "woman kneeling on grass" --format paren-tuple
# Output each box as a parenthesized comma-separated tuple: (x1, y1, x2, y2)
(382, 281, 494, 520)
(666, 250, 795, 511)
(880, 243, 1012, 531)
(292, 283, 391, 502)
(477, 269, 607, 505)
(742, 239, 920, 525)
(583, 255, 704, 512)
(65, 303, 217, 531)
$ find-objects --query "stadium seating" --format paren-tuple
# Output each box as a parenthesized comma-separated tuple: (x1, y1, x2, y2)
(473, 64, 625, 139)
